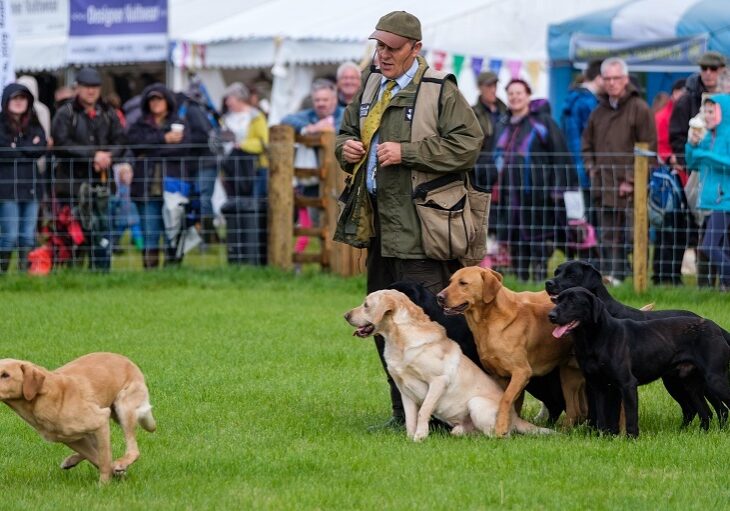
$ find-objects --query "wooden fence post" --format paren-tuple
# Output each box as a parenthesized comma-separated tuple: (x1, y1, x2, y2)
(268, 125, 295, 270)
(326, 138, 367, 277)
(319, 132, 337, 270)
(633, 143, 649, 293)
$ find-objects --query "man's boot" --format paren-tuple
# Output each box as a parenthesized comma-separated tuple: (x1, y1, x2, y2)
(164, 246, 181, 267)
(17, 248, 30, 272)
(201, 216, 219, 244)
(0, 251, 11, 273)
(696, 249, 714, 288)
(142, 248, 160, 269)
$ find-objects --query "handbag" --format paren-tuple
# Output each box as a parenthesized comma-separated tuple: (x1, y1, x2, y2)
(684, 170, 708, 227)
(333, 169, 373, 249)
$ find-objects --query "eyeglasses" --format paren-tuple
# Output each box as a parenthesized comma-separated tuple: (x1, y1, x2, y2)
(701, 65, 720, 72)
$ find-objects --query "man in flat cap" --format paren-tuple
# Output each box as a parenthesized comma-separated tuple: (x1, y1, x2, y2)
(669, 50, 728, 288)
(472, 71, 507, 157)
(51, 67, 127, 270)
(335, 11, 484, 431)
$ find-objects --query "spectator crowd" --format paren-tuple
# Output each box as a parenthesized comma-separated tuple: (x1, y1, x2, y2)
(1, 46, 730, 291)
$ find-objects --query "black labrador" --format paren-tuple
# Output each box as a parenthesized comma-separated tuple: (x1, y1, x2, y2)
(548, 286, 730, 437)
(388, 280, 566, 424)
(545, 259, 729, 428)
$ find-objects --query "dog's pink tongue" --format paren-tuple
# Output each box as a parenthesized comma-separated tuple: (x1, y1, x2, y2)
(552, 324, 570, 338)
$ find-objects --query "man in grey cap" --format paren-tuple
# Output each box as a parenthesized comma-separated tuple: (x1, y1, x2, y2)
(335, 11, 483, 431)
(51, 66, 127, 271)
(472, 71, 507, 157)
(669, 50, 727, 288)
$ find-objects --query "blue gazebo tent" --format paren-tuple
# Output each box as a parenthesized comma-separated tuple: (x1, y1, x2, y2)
(547, 0, 730, 117)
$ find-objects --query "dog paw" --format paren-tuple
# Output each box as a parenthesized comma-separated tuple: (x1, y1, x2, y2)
(60, 453, 84, 470)
(413, 429, 429, 442)
(112, 462, 128, 476)
(450, 425, 465, 436)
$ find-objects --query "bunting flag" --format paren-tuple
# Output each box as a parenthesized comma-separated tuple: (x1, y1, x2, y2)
(470, 56, 484, 78)
(432, 50, 447, 71)
(452, 54, 465, 78)
(424, 48, 549, 101)
(506, 60, 523, 79)
(526, 61, 542, 89)
(173, 41, 208, 71)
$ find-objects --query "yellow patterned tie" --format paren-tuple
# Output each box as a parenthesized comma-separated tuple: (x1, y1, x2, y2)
(352, 80, 396, 175)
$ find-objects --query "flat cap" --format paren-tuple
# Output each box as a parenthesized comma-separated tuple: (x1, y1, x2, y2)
(698, 51, 727, 68)
(477, 71, 499, 86)
(369, 11, 421, 48)
(76, 67, 102, 86)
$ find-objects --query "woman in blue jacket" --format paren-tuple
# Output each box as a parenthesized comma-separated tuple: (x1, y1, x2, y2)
(686, 94, 730, 290)
(0, 83, 47, 272)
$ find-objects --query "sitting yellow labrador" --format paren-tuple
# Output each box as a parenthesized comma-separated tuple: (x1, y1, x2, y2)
(344, 289, 552, 441)
(0, 352, 156, 484)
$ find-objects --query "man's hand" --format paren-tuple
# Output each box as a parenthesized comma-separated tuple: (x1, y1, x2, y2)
(116, 163, 133, 185)
(618, 181, 634, 197)
(342, 139, 366, 164)
(93, 151, 112, 172)
(306, 117, 335, 133)
(377, 142, 402, 167)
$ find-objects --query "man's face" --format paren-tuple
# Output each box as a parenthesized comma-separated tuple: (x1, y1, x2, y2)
(594, 75, 605, 95)
(337, 68, 361, 101)
(77, 84, 101, 107)
(700, 64, 723, 92)
(601, 63, 628, 99)
(479, 82, 498, 105)
(312, 88, 337, 119)
(375, 39, 422, 80)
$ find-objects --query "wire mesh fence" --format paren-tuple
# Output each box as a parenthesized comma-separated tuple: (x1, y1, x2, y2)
(0, 145, 266, 273)
(0, 144, 724, 287)
(474, 150, 717, 287)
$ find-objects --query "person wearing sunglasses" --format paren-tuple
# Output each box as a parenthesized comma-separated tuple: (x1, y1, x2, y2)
(669, 51, 728, 288)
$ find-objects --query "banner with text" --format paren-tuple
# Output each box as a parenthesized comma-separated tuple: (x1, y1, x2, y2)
(570, 34, 708, 71)
(11, 0, 67, 38)
(68, 0, 167, 64)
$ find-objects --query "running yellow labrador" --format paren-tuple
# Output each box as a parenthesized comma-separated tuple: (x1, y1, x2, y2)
(0, 352, 156, 484)
(344, 289, 552, 440)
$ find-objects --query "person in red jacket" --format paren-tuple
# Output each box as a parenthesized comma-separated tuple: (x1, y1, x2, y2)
(652, 79, 689, 285)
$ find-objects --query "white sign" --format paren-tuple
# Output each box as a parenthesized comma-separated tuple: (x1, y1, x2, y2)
(0, 0, 15, 90)
(10, 0, 68, 38)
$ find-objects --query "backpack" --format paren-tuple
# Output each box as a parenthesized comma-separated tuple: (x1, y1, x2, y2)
(648, 166, 686, 228)
(177, 91, 235, 156)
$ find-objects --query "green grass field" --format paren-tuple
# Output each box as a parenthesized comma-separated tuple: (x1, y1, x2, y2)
(0, 268, 729, 510)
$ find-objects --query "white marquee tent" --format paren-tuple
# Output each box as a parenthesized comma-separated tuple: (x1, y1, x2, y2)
(12, 0, 629, 121)
(169, 0, 628, 123)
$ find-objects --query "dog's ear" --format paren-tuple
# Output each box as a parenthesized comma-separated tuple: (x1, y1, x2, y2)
(20, 364, 45, 401)
(590, 293, 603, 324)
(369, 293, 395, 326)
(488, 268, 504, 283)
(481, 268, 502, 303)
